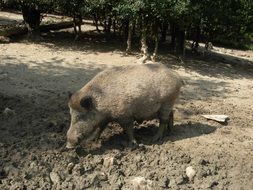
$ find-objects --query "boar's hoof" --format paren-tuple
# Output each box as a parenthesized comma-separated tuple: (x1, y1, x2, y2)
(66, 142, 76, 149)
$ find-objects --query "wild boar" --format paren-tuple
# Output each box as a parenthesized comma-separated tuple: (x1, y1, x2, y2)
(66, 64, 183, 149)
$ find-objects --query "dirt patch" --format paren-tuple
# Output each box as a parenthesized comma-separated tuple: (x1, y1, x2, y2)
(0, 15, 253, 190)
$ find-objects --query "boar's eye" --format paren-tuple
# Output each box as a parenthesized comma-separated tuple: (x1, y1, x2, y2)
(80, 96, 93, 110)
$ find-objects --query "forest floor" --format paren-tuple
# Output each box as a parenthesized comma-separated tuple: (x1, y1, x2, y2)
(0, 11, 253, 190)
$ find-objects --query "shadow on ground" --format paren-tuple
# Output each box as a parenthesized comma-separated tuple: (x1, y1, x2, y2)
(86, 121, 217, 155)
(0, 34, 252, 154)
(25, 30, 253, 81)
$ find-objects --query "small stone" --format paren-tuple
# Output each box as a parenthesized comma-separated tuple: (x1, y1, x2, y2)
(72, 164, 85, 176)
(103, 156, 117, 168)
(199, 159, 209, 165)
(94, 157, 103, 165)
(168, 179, 177, 188)
(29, 161, 37, 169)
(3, 107, 15, 117)
(186, 166, 196, 181)
(160, 177, 169, 188)
(209, 181, 219, 188)
(4, 165, 19, 177)
(131, 176, 153, 190)
(50, 172, 61, 184)
(29, 154, 37, 161)
(95, 172, 108, 181)
(175, 175, 185, 185)
(91, 172, 108, 187)
(67, 162, 75, 173)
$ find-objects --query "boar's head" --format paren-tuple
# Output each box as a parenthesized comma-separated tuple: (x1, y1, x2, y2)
(66, 94, 98, 149)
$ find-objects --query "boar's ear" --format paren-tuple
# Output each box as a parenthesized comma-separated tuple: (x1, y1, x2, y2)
(80, 96, 93, 110)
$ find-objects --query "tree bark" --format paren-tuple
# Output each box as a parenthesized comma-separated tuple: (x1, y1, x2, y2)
(93, 14, 100, 32)
(113, 19, 116, 35)
(140, 15, 149, 62)
(73, 13, 82, 40)
(140, 27, 149, 62)
(191, 25, 200, 53)
(21, 4, 42, 39)
(0, 25, 28, 36)
(151, 24, 159, 61)
(126, 20, 133, 53)
(104, 16, 112, 35)
(161, 21, 168, 42)
(0, 22, 74, 37)
(170, 22, 176, 51)
(176, 29, 185, 55)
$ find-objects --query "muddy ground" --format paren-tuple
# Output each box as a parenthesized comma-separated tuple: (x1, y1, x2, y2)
(1, 12, 253, 190)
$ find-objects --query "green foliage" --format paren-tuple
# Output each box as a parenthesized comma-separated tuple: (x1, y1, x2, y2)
(54, 0, 85, 16)
(1, 0, 252, 49)
(189, 0, 252, 46)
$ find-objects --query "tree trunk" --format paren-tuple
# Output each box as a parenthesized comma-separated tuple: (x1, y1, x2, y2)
(140, 27, 149, 62)
(126, 20, 133, 53)
(123, 20, 129, 40)
(73, 17, 78, 37)
(113, 19, 116, 35)
(176, 29, 185, 55)
(151, 33, 159, 61)
(161, 21, 168, 42)
(191, 25, 200, 53)
(132, 21, 136, 37)
(170, 22, 176, 51)
(93, 14, 100, 32)
(196, 25, 200, 45)
(151, 24, 159, 61)
(73, 13, 82, 40)
(104, 16, 112, 35)
(21, 4, 42, 40)
(182, 30, 186, 57)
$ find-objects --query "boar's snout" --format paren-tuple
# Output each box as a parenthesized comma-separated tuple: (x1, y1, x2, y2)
(66, 141, 76, 149)
(66, 126, 81, 149)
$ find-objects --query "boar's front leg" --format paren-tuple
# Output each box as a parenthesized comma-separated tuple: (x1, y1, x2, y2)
(90, 121, 109, 142)
(119, 119, 138, 148)
(89, 125, 106, 142)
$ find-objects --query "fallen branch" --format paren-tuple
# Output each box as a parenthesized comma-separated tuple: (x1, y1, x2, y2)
(201, 114, 229, 123)
(39, 21, 74, 32)
(0, 21, 74, 37)
(0, 25, 27, 36)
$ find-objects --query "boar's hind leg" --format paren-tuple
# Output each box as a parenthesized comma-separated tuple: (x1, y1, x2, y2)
(152, 106, 173, 142)
(167, 111, 174, 133)
(119, 119, 138, 148)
